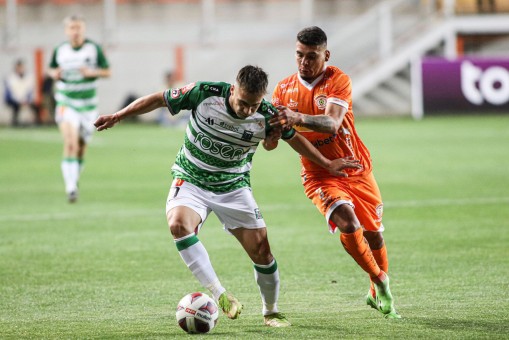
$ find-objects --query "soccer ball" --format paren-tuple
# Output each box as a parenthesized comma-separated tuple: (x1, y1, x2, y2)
(176, 292, 219, 334)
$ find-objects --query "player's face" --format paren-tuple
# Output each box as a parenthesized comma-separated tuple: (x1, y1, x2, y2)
(229, 85, 264, 119)
(296, 41, 330, 82)
(65, 21, 86, 47)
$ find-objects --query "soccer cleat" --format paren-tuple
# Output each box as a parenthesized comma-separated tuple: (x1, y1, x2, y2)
(218, 292, 243, 319)
(67, 190, 78, 203)
(366, 292, 401, 319)
(371, 273, 402, 319)
(264, 312, 291, 327)
(366, 291, 378, 310)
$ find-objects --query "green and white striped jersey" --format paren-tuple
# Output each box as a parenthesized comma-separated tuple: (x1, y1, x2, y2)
(164, 81, 296, 193)
(50, 39, 109, 113)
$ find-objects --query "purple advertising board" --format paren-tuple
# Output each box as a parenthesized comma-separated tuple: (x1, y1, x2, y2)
(422, 57, 509, 113)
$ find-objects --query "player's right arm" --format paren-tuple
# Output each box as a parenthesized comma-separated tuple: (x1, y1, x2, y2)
(270, 72, 350, 134)
(273, 103, 346, 134)
(94, 91, 165, 131)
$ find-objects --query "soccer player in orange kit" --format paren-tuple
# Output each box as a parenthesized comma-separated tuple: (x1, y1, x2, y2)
(270, 26, 400, 319)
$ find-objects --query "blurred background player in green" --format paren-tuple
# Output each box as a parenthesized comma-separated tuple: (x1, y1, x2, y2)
(95, 65, 360, 327)
(48, 15, 110, 203)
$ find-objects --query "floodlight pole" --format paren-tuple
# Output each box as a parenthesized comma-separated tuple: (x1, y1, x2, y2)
(300, 0, 313, 26)
(104, 0, 116, 47)
(201, 0, 215, 45)
(4, 0, 17, 48)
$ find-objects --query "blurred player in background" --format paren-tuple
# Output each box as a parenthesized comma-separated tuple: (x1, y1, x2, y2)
(49, 15, 110, 203)
(94, 65, 360, 327)
(271, 26, 401, 319)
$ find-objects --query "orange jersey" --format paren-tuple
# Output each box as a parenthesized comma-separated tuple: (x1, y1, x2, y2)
(272, 65, 372, 179)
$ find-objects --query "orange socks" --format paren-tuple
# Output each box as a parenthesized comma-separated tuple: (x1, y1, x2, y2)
(340, 228, 381, 280)
(370, 245, 389, 297)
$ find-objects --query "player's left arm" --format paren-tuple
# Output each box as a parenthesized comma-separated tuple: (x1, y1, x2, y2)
(81, 43, 111, 79)
(274, 103, 346, 134)
(81, 67, 111, 78)
(81, 67, 111, 79)
(94, 91, 165, 131)
(284, 132, 361, 177)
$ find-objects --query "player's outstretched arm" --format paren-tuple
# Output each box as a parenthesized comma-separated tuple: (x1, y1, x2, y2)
(285, 133, 361, 177)
(269, 105, 346, 135)
(94, 91, 166, 131)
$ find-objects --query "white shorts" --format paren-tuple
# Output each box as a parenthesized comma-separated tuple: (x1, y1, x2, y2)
(55, 105, 98, 143)
(165, 179, 266, 234)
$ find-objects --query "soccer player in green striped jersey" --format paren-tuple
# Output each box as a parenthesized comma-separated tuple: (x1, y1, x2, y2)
(95, 65, 360, 327)
(49, 15, 110, 203)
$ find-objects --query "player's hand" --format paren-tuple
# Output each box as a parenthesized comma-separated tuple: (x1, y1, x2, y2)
(263, 127, 283, 151)
(50, 68, 62, 80)
(80, 67, 97, 78)
(94, 113, 120, 131)
(326, 156, 362, 177)
(269, 106, 302, 129)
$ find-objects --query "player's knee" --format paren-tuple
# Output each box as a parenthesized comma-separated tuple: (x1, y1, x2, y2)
(253, 245, 273, 264)
(331, 204, 361, 233)
(340, 223, 360, 234)
(168, 219, 193, 238)
(64, 143, 78, 156)
(364, 231, 384, 249)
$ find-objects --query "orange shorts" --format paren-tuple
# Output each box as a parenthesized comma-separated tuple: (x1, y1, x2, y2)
(303, 172, 384, 233)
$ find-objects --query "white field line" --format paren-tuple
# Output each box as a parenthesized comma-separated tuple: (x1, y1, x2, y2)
(0, 196, 508, 223)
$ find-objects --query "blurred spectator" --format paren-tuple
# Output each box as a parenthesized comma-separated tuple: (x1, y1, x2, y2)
(3, 59, 41, 127)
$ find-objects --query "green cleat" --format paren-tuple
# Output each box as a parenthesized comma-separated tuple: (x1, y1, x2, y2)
(371, 273, 402, 319)
(218, 292, 243, 319)
(264, 312, 291, 327)
(366, 292, 378, 310)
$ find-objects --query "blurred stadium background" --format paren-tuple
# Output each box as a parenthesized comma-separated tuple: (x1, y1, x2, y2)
(1, 0, 509, 125)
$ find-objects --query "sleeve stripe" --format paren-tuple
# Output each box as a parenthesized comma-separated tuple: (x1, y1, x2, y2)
(163, 89, 176, 116)
(328, 97, 348, 109)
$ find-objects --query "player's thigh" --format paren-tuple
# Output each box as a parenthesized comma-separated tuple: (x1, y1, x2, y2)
(78, 110, 99, 144)
(211, 187, 266, 231)
(166, 179, 211, 237)
(58, 121, 79, 143)
(56, 105, 79, 131)
(350, 173, 384, 232)
(304, 177, 357, 233)
(167, 206, 202, 238)
(329, 203, 361, 233)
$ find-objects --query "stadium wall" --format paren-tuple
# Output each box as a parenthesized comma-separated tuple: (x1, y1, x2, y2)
(0, 0, 379, 125)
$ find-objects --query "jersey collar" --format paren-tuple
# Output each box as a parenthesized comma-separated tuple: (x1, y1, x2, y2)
(298, 65, 327, 90)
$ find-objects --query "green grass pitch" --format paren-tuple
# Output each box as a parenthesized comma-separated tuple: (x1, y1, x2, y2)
(1, 115, 508, 339)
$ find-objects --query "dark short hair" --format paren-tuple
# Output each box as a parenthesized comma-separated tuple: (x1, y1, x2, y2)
(236, 65, 268, 96)
(297, 26, 327, 46)
(64, 14, 85, 25)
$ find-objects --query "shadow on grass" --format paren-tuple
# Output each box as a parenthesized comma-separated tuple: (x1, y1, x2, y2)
(410, 317, 508, 335)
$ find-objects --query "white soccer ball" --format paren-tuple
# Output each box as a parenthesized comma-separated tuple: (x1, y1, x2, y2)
(176, 292, 219, 334)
